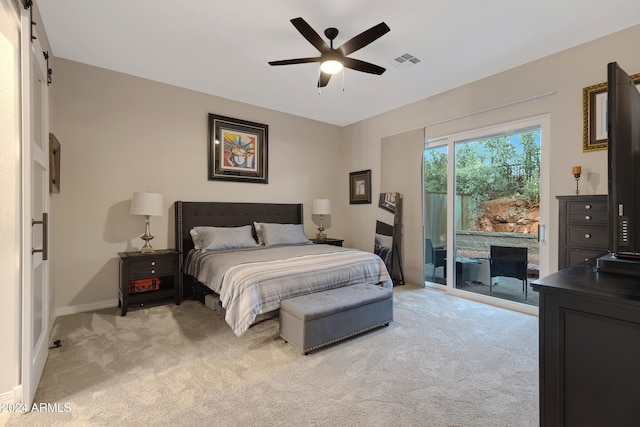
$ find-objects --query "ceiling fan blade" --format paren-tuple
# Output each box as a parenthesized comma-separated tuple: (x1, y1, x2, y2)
(318, 72, 332, 88)
(269, 57, 322, 66)
(343, 57, 386, 75)
(338, 22, 390, 56)
(290, 17, 331, 53)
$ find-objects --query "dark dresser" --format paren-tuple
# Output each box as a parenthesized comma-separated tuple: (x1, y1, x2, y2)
(557, 195, 608, 270)
(531, 262, 640, 426)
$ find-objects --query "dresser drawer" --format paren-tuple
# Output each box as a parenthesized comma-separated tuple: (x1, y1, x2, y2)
(566, 201, 607, 224)
(567, 248, 607, 266)
(129, 257, 174, 279)
(567, 225, 608, 248)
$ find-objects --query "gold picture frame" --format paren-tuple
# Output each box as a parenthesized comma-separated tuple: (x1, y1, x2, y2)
(582, 72, 640, 152)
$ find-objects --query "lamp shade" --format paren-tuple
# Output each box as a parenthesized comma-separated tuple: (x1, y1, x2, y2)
(312, 199, 331, 215)
(130, 192, 164, 216)
(320, 60, 343, 74)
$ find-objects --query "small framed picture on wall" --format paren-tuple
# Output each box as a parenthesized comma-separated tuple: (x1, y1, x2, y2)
(349, 169, 371, 204)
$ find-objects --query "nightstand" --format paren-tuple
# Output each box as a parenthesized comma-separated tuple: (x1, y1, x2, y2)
(118, 249, 180, 316)
(310, 238, 344, 247)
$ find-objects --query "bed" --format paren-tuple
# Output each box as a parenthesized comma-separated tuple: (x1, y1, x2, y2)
(175, 201, 392, 336)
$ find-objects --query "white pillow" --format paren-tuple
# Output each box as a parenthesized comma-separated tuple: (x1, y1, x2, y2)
(256, 223, 311, 246)
(190, 225, 258, 251)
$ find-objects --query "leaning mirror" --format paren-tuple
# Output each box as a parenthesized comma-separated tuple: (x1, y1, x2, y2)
(374, 192, 404, 285)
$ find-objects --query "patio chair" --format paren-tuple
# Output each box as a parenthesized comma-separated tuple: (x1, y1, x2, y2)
(489, 245, 529, 299)
(425, 238, 446, 281)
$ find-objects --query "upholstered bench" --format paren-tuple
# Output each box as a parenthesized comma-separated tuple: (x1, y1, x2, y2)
(279, 283, 393, 355)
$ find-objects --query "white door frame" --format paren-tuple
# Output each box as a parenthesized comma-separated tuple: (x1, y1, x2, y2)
(425, 114, 550, 316)
(20, 4, 50, 407)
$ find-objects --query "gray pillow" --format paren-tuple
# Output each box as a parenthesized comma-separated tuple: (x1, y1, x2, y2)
(257, 223, 311, 246)
(190, 225, 258, 251)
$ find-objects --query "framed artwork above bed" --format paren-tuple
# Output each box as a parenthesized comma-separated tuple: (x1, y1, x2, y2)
(208, 114, 268, 183)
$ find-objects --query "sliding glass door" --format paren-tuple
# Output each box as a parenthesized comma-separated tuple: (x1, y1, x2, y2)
(424, 145, 448, 286)
(424, 116, 549, 313)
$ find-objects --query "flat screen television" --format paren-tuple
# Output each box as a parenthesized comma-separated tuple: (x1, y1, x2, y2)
(607, 62, 640, 253)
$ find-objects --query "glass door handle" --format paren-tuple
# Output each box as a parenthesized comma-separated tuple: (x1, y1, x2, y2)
(538, 224, 545, 243)
(32, 212, 48, 261)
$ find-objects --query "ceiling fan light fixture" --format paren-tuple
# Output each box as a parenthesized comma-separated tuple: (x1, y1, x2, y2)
(320, 59, 343, 74)
(268, 18, 390, 87)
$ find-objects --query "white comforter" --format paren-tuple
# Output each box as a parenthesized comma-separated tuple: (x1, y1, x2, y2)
(185, 244, 392, 336)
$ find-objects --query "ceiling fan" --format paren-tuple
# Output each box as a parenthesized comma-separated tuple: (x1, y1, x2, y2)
(268, 17, 391, 88)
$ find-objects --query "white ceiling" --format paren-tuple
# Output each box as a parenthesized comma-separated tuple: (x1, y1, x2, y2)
(38, 0, 640, 126)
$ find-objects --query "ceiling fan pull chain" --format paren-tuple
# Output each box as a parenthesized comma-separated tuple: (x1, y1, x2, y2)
(342, 68, 345, 92)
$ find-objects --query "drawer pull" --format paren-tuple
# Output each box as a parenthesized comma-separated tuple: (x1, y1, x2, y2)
(585, 204, 591, 210)
(150, 269, 156, 274)
(585, 215, 591, 220)
(151, 261, 156, 266)
(584, 233, 591, 239)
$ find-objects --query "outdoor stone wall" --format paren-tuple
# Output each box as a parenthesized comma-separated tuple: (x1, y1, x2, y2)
(455, 230, 539, 265)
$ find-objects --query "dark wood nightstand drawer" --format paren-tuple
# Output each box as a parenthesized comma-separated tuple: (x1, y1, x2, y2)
(310, 238, 343, 247)
(129, 257, 174, 278)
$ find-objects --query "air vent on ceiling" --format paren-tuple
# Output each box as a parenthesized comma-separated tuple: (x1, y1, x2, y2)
(388, 53, 422, 69)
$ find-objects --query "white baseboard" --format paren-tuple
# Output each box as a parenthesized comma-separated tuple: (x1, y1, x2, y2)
(55, 299, 118, 317)
(0, 389, 14, 405)
(0, 385, 21, 405)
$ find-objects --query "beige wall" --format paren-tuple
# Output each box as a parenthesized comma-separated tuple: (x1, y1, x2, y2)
(380, 130, 425, 283)
(344, 24, 640, 286)
(50, 59, 343, 312)
(50, 24, 640, 312)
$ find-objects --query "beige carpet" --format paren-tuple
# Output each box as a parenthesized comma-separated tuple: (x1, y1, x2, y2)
(2, 285, 539, 426)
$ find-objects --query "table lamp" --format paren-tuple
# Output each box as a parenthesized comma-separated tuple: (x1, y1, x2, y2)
(312, 198, 331, 240)
(130, 191, 164, 252)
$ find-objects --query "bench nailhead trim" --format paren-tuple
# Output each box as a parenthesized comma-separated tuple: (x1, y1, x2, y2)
(295, 319, 392, 355)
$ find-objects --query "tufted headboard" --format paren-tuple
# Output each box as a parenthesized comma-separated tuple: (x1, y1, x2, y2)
(174, 201, 303, 299)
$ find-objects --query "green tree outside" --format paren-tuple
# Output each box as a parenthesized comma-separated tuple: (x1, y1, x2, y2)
(424, 131, 540, 229)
